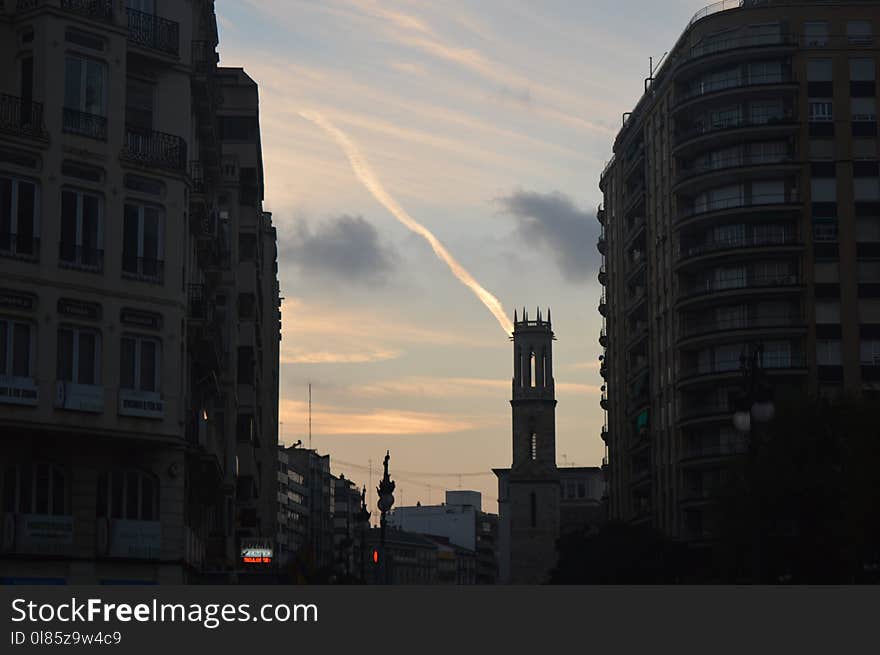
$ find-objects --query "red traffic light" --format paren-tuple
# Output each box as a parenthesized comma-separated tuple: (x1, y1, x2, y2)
(372, 549, 379, 564)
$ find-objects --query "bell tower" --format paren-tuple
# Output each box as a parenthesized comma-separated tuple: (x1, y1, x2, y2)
(496, 307, 560, 584)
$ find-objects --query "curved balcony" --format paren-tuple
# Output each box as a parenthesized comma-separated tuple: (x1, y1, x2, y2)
(680, 441, 749, 468)
(677, 272, 802, 309)
(675, 191, 800, 229)
(599, 329, 608, 348)
(672, 71, 797, 116)
(597, 234, 607, 255)
(676, 33, 797, 77)
(674, 232, 802, 271)
(626, 321, 649, 347)
(598, 265, 607, 286)
(598, 293, 608, 316)
(677, 313, 806, 348)
(677, 400, 733, 428)
(674, 152, 799, 192)
(624, 286, 647, 315)
(597, 205, 606, 225)
(623, 185, 646, 218)
(600, 426, 609, 443)
(673, 115, 798, 157)
(677, 353, 806, 388)
(600, 395, 609, 411)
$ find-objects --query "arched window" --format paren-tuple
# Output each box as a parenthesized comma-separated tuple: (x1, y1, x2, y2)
(530, 492, 537, 528)
(96, 470, 159, 521)
(542, 349, 548, 387)
(530, 351, 536, 388)
(1, 462, 69, 516)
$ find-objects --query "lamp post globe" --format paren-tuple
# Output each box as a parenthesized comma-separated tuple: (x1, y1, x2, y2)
(733, 410, 751, 433)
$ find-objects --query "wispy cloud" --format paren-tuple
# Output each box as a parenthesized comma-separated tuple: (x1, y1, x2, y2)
(356, 376, 600, 398)
(278, 399, 482, 435)
(281, 348, 401, 365)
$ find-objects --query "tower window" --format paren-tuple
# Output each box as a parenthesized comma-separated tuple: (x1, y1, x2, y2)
(530, 492, 537, 528)
(530, 432, 537, 460)
(530, 351, 536, 388)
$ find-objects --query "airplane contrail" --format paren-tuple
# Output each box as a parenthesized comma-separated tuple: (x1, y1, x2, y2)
(299, 110, 514, 336)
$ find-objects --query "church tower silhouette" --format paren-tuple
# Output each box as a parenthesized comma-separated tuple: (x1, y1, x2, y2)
(494, 307, 560, 584)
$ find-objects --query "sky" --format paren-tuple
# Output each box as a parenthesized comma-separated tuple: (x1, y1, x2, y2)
(215, 0, 709, 516)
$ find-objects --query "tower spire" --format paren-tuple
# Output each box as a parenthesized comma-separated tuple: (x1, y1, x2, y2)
(514, 308, 518, 323)
(547, 307, 551, 325)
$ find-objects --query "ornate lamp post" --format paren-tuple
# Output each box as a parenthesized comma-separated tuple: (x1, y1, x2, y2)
(376, 450, 395, 585)
(733, 343, 775, 582)
(358, 485, 370, 583)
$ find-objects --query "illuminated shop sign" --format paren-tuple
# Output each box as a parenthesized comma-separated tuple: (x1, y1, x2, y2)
(240, 539, 273, 565)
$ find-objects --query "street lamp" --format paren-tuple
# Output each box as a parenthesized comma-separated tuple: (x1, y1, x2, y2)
(376, 450, 395, 585)
(733, 342, 775, 582)
(358, 485, 370, 583)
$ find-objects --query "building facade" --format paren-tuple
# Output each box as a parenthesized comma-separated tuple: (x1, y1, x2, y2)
(495, 308, 560, 584)
(331, 473, 368, 581)
(0, 0, 280, 583)
(276, 445, 308, 569)
(598, 0, 880, 552)
(286, 447, 334, 575)
(388, 489, 497, 583)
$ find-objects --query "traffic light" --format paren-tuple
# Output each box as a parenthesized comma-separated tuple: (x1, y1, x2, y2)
(372, 549, 379, 564)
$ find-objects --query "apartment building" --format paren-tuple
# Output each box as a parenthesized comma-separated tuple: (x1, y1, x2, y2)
(0, 0, 280, 583)
(286, 447, 335, 574)
(276, 445, 309, 569)
(598, 0, 880, 552)
(331, 474, 368, 580)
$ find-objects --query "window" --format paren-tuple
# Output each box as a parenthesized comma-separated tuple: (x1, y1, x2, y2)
(815, 300, 840, 324)
(122, 202, 163, 280)
(60, 189, 102, 269)
(0, 318, 33, 378)
(804, 21, 828, 47)
(125, 78, 154, 131)
(857, 260, 880, 282)
(808, 100, 833, 122)
(0, 175, 38, 258)
(748, 60, 782, 84)
(57, 326, 101, 385)
(219, 116, 258, 141)
(852, 97, 877, 122)
(809, 139, 835, 160)
(762, 342, 792, 368)
(807, 59, 833, 82)
(850, 58, 876, 81)
(709, 105, 742, 129)
(811, 178, 837, 202)
(855, 176, 880, 201)
(857, 217, 880, 242)
(817, 340, 842, 366)
(861, 339, 880, 365)
(96, 470, 158, 521)
(715, 265, 746, 290)
(847, 21, 873, 45)
(750, 141, 787, 164)
(1, 463, 69, 516)
(853, 138, 878, 160)
(713, 223, 745, 247)
(120, 335, 160, 392)
(813, 218, 838, 242)
(753, 179, 785, 204)
(63, 56, 106, 139)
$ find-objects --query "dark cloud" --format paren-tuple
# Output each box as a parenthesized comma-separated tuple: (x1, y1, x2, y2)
(280, 215, 397, 284)
(496, 190, 599, 283)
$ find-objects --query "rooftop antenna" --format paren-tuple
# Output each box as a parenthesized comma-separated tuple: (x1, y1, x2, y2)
(308, 383, 312, 449)
(645, 51, 669, 91)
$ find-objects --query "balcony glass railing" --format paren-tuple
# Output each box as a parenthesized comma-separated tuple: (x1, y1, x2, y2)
(680, 313, 801, 338)
(675, 114, 795, 147)
(683, 271, 800, 299)
(685, 33, 795, 62)
(0, 93, 44, 138)
(678, 191, 799, 222)
(677, 151, 795, 183)
(681, 353, 806, 378)
(677, 71, 795, 106)
(678, 230, 799, 260)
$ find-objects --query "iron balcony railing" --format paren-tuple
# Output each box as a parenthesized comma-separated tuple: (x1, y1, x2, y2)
(0, 233, 39, 260)
(62, 107, 107, 140)
(677, 191, 800, 222)
(122, 126, 187, 171)
(122, 256, 164, 282)
(60, 0, 113, 23)
(59, 243, 104, 271)
(127, 8, 180, 56)
(0, 93, 44, 139)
